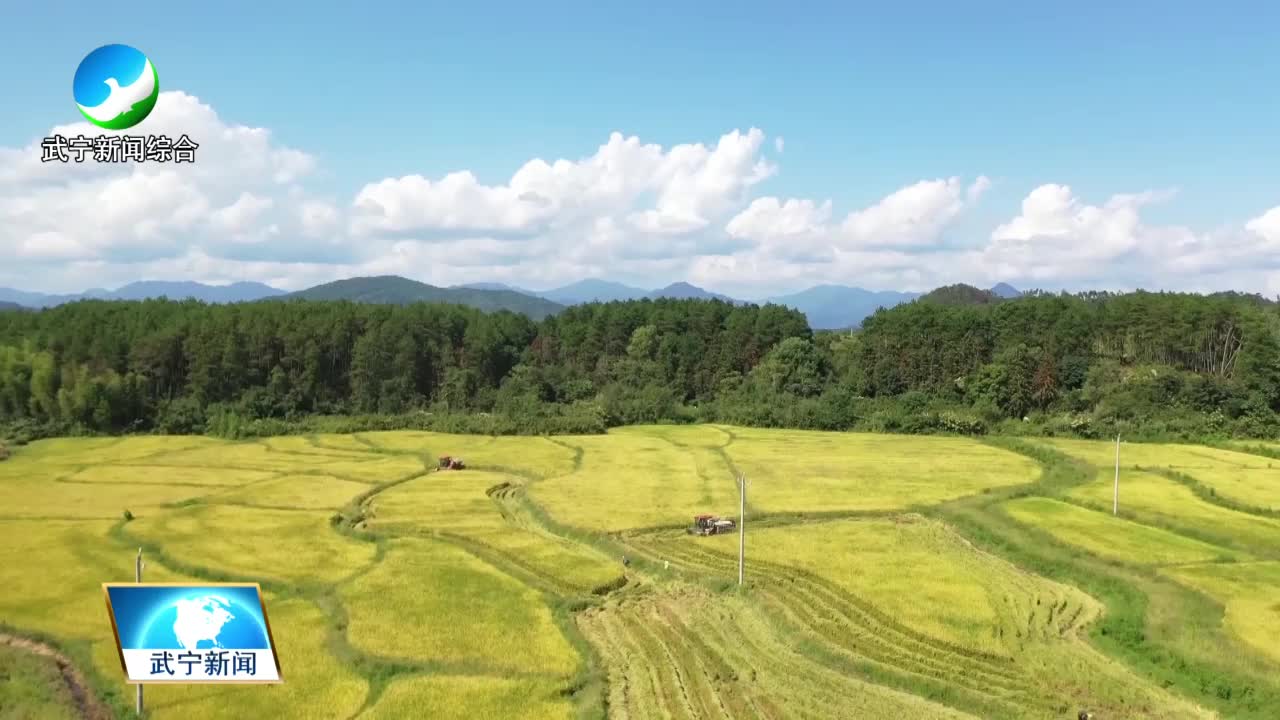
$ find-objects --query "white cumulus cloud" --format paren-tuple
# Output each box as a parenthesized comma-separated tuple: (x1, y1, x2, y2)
(349, 128, 775, 241)
(840, 176, 990, 247)
(1, 90, 1278, 300)
(1245, 206, 1280, 245)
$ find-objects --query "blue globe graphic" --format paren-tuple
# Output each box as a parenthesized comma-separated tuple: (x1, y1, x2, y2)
(140, 597, 268, 650)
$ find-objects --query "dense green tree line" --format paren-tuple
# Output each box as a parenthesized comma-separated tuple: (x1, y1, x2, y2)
(0, 288, 1277, 442)
(836, 290, 1280, 438)
(0, 297, 809, 438)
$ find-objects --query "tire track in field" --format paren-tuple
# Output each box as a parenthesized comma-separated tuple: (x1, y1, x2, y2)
(646, 430, 732, 508)
(580, 586, 984, 720)
(620, 531, 1034, 715)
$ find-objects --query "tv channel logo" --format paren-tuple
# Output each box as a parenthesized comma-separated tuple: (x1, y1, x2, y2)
(73, 44, 159, 130)
(103, 583, 282, 683)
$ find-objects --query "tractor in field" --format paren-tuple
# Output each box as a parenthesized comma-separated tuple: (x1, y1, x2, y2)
(437, 456, 465, 470)
(689, 514, 735, 536)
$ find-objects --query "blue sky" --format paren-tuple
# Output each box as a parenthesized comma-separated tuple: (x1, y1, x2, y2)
(2, 2, 1278, 295)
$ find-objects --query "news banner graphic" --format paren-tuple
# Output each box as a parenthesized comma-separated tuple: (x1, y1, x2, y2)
(103, 583, 283, 683)
(44, 43, 199, 163)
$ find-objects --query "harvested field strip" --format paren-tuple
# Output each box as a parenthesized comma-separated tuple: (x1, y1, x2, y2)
(627, 614, 701, 717)
(701, 608, 876, 720)
(587, 610, 664, 718)
(721, 603, 986, 719)
(621, 534, 1029, 709)
(773, 578, 1024, 687)
(630, 532, 1021, 670)
(581, 589, 981, 720)
(680, 514, 1101, 659)
(587, 601, 732, 720)
(754, 584, 1026, 709)
(650, 606, 737, 719)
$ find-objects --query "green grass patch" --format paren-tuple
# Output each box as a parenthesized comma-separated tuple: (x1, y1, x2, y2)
(0, 641, 79, 720)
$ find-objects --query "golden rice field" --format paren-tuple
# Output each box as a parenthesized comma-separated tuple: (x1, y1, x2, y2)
(1002, 497, 1242, 566)
(1162, 561, 1280, 666)
(1, 426, 1278, 718)
(1036, 437, 1280, 510)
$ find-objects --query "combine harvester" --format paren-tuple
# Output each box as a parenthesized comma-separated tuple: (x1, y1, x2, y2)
(689, 514, 735, 536)
(437, 455, 466, 470)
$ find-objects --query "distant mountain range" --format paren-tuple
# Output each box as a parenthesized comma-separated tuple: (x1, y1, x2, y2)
(454, 279, 1020, 328)
(0, 276, 1020, 329)
(916, 283, 1020, 306)
(543, 279, 649, 304)
(764, 286, 921, 330)
(990, 282, 1022, 299)
(455, 279, 738, 304)
(283, 276, 565, 320)
(0, 281, 286, 308)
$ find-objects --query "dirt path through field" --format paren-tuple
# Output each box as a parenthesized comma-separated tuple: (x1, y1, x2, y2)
(0, 633, 112, 720)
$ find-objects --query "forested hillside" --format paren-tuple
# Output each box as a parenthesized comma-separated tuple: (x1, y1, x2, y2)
(0, 289, 1277, 442)
(284, 275, 565, 319)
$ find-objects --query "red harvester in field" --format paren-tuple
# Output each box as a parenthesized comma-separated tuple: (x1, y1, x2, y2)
(438, 455, 465, 470)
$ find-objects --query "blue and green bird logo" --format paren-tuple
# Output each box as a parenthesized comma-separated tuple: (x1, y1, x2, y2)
(73, 44, 159, 130)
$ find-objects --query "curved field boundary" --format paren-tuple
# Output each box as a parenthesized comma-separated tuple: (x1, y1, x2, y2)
(621, 532, 1031, 710)
(942, 438, 1280, 718)
(580, 587, 982, 720)
(336, 449, 618, 719)
(0, 632, 113, 720)
(1150, 467, 1280, 519)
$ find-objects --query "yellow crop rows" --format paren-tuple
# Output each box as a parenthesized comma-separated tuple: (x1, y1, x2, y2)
(0, 427, 1275, 718)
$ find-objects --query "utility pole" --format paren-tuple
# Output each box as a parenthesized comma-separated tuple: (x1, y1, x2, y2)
(135, 548, 144, 716)
(1113, 434, 1120, 516)
(738, 474, 746, 586)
